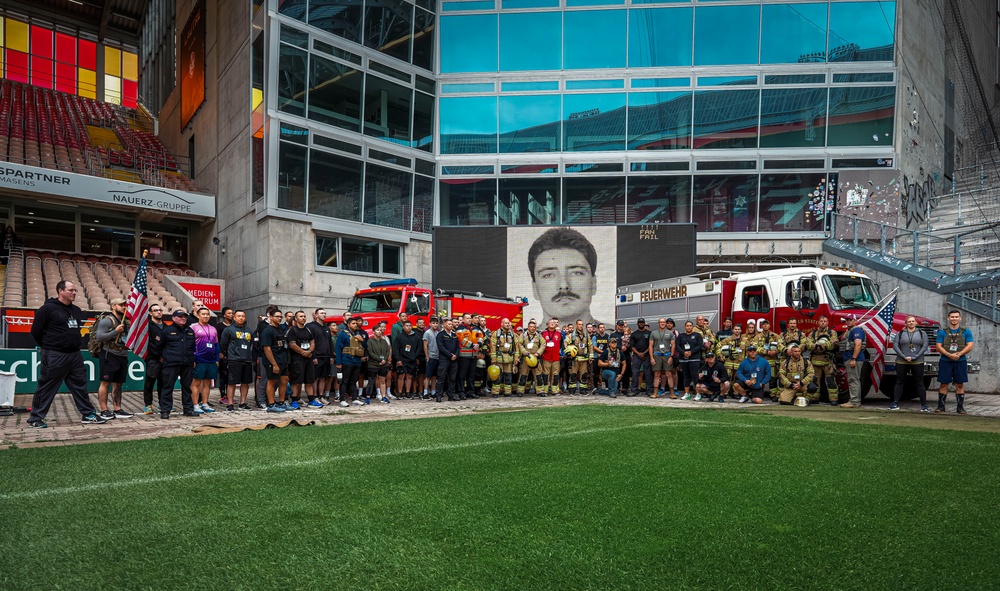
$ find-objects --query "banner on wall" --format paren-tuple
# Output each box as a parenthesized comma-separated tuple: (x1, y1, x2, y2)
(178, 282, 222, 310)
(180, 0, 206, 129)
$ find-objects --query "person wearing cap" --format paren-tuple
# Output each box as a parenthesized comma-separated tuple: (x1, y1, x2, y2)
(596, 335, 626, 397)
(159, 308, 198, 418)
(93, 297, 133, 420)
(676, 321, 704, 400)
(758, 319, 784, 398)
(841, 315, 866, 408)
(650, 318, 676, 399)
(629, 318, 653, 397)
(591, 323, 610, 393)
(734, 344, 771, 404)
(517, 319, 545, 397)
(422, 316, 441, 400)
(609, 319, 631, 392)
(716, 318, 734, 340)
(695, 350, 730, 402)
(778, 345, 816, 404)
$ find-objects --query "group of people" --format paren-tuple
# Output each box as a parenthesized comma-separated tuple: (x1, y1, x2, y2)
(23, 278, 978, 428)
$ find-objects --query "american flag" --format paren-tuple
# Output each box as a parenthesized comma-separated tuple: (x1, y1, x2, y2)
(125, 257, 150, 357)
(858, 292, 898, 390)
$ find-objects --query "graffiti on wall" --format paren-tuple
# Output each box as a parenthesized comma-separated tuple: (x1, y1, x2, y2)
(901, 174, 938, 228)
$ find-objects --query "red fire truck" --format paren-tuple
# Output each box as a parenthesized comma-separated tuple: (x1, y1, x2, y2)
(615, 266, 976, 399)
(326, 279, 529, 332)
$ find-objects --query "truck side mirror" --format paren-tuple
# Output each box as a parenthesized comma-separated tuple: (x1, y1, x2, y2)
(791, 281, 803, 311)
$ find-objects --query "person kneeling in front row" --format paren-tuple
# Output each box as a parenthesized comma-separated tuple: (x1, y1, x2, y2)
(733, 344, 771, 404)
(778, 345, 816, 405)
(694, 350, 730, 402)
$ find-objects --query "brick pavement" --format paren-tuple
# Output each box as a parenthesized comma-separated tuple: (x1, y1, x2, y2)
(2, 388, 999, 448)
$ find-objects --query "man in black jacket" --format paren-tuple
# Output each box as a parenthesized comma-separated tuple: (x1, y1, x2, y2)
(159, 308, 198, 419)
(306, 308, 334, 402)
(220, 310, 254, 410)
(142, 304, 166, 414)
(436, 318, 460, 402)
(695, 351, 730, 402)
(393, 319, 423, 399)
(27, 281, 106, 428)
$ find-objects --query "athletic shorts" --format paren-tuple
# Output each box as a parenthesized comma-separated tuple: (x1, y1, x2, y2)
(289, 356, 316, 385)
(425, 358, 439, 379)
(100, 352, 127, 383)
(227, 361, 254, 385)
(265, 362, 288, 381)
(313, 357, 332, 379)
(652, 354, 673, 372)
(397, 362, 417, 376)
(937, 357, 968, 384)
(417, 356, 426, 375)
(193, 362, 219, 380)
(369, 365, 390, 377)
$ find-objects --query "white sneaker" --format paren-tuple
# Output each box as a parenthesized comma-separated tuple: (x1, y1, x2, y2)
(352, 399, 364, 406)
(339, 401, 349, 408)
(682, 393, 692, 400)
(694, 394, 702, 402)
(739, 396, 748, 403)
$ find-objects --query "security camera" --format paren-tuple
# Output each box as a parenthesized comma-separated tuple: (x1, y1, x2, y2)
(212, 237, 220, 245)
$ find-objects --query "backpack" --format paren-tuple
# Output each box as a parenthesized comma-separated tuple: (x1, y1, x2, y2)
(87, 312, 112, 359)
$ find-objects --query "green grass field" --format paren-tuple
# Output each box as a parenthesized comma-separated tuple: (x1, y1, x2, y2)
(1, 406, 998, 590)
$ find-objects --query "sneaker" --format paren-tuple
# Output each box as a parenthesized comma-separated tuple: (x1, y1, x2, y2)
(717, 396, 725, 403)
(113, 408, 134, 419)
(920, 405, 931, 413)
(192, 406, 204, 415)
(27, 419, 47, 428)
(388, 393, 397, 400)
(739, 396, 748, 403)
(340, 401, 350, 408)
(888, 403, 900, 411)
(307, 399, 323, 408)
(694, 394, 702, 402)
(381, 396, 390, 404)
(266, 404, 286, 413)
(682, 393, 691, 401)
(353, 399, 365, 406)
(364, 397, 371, 405)
(200, 404, 215, 413)
(143, 405, 154, 415)
(99, 410, 116, 420)
(288, 400, 301, 410)
(239, 403, 251, 410)
(82, 413, 108, 424)
(220, 396, 230, 405)
(226, 405, 236, 412)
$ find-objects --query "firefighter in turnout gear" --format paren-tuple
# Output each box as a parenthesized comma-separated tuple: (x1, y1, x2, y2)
(808, 315, 840, 404)
(517, 319, 545, 396)
(778, 345, 816, 404)
(565, 320, 591, 394)
(693, 315, 717, 359)
(758, 319, 784, 392)
(489, 318, 519, 397)
(718, 324, 745, 377)
(781, 317, 812, 362)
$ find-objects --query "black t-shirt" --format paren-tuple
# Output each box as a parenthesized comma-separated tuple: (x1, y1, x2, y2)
(593, 333, 610, 356)
(599, 348, 623, 370)
(260, 324, 289, 365)
(631, 328, 652, 354)
(305, 321, 333, 357)
(286, 326, 314, 359)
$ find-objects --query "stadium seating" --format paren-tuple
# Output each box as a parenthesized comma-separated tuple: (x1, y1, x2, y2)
(0, 80, 201, 192)
(10, 249, 200, 312)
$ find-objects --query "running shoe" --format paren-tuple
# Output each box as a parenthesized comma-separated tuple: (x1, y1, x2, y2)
(340, 401, 350, 407)
(113, 408, 134, 419)
(82, 413, 108, 424)
(266, 404, 286, 413)
(200, 404, 215, 413)
(27, 419, 47, 428)
(99, 410, 116, 420)
(307, 399, 323, 408)
(143, 405, 154, 415)
(288, 400, 301, 410)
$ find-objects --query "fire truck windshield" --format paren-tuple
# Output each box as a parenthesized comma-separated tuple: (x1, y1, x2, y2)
(349, 290, 403, 314)
(822, 274, 881, 310)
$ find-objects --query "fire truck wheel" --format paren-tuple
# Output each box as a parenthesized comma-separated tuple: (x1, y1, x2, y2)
(877, 375, 897, 399)
(859, 361, 874, 401)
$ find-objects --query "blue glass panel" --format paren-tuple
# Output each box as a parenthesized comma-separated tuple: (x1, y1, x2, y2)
(440, 96, 499, 154)
(765, 74, 826, 85)
(439, 178, 497, 225)
(565, 79, 624, 90)
(697, 76, 757, 86)
(631, 0, 688, 3)
(364, 163, 412, 230)
(564, 10, 626, 70)
(758, 172, 830, 232)
(442, 0, 495, 10)
(629, 7, 693, 67)
(440, 14, 498, 73)
(563, 93, 627, 151)
(632, 78, 689, 88)
(499, 94, 561, 153)
(760, 3, 828, 64)
(502, 0, 558, 7)
(442, 83, 496, 93)
(829, 2, 896, 62)
(627, 91, 692, 150)
(827, 85, 895, 146)
(694, 5, 760, 66)
(692, 174, 757, 232)
(567, 0, 623, 6)
(499, 178, 560, 225)
(500, 11, 561, 71)
(442, 166, 495, 175)
(693, 89, 759, 149)
(760, 87, 827, 148)
(833, 72, 893, 83)
(627, 176, 691, 223)
(502, 81, 559, 91)
(563, 176, 626, 224)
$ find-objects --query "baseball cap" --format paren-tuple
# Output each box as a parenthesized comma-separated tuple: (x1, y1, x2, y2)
(172, 308, 188, 317)
(746, 344, 758, 350)
(637, 317, 646, 323)
(665, 318, 675, 324)
(705, 350, 716, 357)
(109, 297, 126, 306)
(760, 319, 771, 325)
(616, 319, 625, 326)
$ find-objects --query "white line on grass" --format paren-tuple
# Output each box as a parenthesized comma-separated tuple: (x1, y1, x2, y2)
(0, 419, 720, 501)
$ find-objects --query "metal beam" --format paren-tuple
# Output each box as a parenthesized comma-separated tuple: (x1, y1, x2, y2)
(97, 0, 113, 42)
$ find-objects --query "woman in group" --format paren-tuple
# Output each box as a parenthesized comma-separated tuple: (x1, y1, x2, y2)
(191, 307, 220, 413)
(890, 315, 930, 412)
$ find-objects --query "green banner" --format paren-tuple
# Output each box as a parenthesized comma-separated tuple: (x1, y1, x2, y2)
(0, 349, 147, 394)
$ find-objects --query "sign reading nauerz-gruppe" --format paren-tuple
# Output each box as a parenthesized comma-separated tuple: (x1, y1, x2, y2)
(0, 162, 215, 218)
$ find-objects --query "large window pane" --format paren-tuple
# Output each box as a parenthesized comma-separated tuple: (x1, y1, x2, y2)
(440, 14, 497, 73)
(500, 94, 561, 153)
(627, 91, 692, 150)
(278, 142, 308, 212)
(563, 176, 625, 224)
(758, 173, 829, 232)
(82, 224, 135, 257)
(692, 174, 757, 232)
(440, 96, 498, 154)
(413, 91, 434, 152)
(761, 3, 827, 64)
(564, 10, 626, 70)
(629, 7, 692, 68)
(760, 87, 827, 148)
(364, 1, 412, 62)
(17, 218, 75, 251)
(277, 44, 308, 116)
(693, 89, 759, 149)
(309, 54, 362, 132)
(412, 8, 435, 71)
(439, 178, 497, 225)
(626, 176, 691, 223)
(309, 0, 363, 44)
(500, 12, 561, 71)
(499, 178, 559, 225)
(364, 163, 412, 230)
(827, 86, 895, 146)
(278, 0, 307, 21)
(563, 93, 626, 151)
(342, 238, 380, 273)
(308, 150, 363, 222)
(694, 5, 759, 66)
(412, 175, 434, 233)
(383, 245, 401, 275)
(316, 235, 338, 268)
(363, 75, 412, 146)
(829, 2, 896, 62)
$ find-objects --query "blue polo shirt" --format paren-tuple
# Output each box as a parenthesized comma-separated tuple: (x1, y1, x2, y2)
(844, 327, 866, 363)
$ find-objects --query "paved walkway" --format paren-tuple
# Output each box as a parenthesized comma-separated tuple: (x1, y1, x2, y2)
(3, 389, 999, 448)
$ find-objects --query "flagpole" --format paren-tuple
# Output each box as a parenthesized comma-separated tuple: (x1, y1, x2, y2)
(121, 250, 149, 328)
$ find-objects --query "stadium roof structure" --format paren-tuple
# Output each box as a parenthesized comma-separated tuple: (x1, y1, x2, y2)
(4, 0, 146, 46)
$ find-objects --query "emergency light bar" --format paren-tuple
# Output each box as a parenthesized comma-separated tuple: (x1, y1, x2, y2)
(369, 278, 418, 288)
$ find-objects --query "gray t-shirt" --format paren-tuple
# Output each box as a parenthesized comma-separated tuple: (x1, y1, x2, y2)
(650, 328, 675, 357)
(423, 328, 440, 360)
